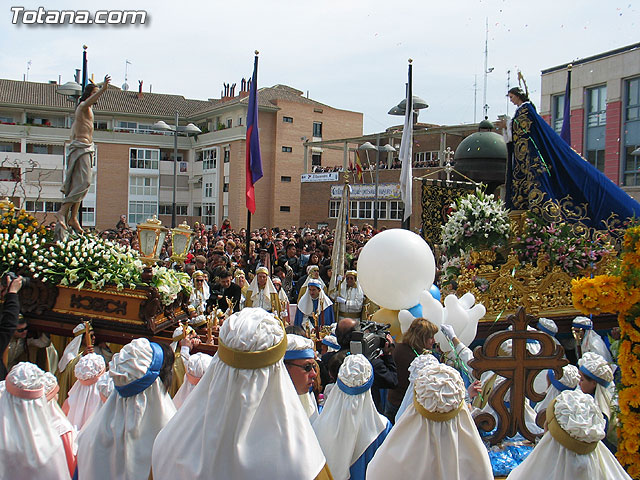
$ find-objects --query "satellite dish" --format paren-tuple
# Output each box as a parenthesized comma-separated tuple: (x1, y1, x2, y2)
(122, 82, 129, 91)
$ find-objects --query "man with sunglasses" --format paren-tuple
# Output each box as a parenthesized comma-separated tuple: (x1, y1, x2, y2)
(285, 334, 320, 421)
(1, 273, 23, 380)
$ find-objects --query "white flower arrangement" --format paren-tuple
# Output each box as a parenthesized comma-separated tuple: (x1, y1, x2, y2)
(10, 233, 191, 306)
(441, 188, 510, 256)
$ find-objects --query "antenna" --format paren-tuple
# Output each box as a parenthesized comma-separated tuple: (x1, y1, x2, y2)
(473, 74, 477, 124)
(122, 59, 131, 91)
(482, 18, 492, 119)
(26, 60, 32, 81)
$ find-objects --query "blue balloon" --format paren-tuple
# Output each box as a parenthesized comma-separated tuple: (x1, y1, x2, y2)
(429, 284, 441, 301)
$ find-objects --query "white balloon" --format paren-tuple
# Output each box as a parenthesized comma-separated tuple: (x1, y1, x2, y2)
(357, 229, 435, 310)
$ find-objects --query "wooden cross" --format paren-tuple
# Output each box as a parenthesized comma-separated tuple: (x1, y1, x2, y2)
(469, 306, 568, 444)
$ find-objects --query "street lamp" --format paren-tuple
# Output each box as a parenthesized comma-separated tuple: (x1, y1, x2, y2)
(359, 141, 396, 229)
(153, 112, 201, 228)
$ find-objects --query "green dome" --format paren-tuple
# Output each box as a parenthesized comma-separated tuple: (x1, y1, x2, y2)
(453, 127, 507, 185)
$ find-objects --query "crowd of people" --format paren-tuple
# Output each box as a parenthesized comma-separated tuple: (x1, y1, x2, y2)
(0, 242, 631, 479)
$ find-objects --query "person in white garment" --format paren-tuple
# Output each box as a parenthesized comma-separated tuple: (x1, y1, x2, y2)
(312, 354, 392, 480)
(62, 352, 105, 431)
(42, 371, 77, 477)
(76, 338, 176, 480)
(284, 333, 319, 421)
(245, 266, 281, 315)
(536, 317, 560, 345)
(335, 270, 364, 321)
(151, 307, 333, 480)
(578, 352, 615, 429)
(0, 362, 70, 480)
(506, 390, 631, 479)
(534, 364, 580, 414)
(367, 362, 493, 480)
(572, 316, 614, 363)
(173, 352, 213, 409)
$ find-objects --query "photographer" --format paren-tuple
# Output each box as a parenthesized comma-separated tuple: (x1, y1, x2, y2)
(1, 273, 24, 380)
(321, 318, 397, 413)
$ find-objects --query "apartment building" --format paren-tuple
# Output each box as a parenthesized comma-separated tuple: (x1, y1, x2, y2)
(0, 79, 362, 230)
(540, 42, 640, 200)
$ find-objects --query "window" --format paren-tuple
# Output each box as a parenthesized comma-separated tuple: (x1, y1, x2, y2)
(93, 120, 108, 130)
(358, 201, 372, 219)
(313, 122, 323, 138)
(281, 176, 291, 182)
(0, 143, 13, 152)
(0, 116, 14, 124)
(130, 148, 159, 170)
(377, 201, 387, 219)
(223, 183, 229, 192)
(314, 108, 323, 114)
(204, 182, 214, 198)
(238, 116, 243, 126)
(414, 151, 439, 166)
(226, 118, 233, 128)
(26, 114, 64, 127)
(282, 146, 292, 153)
(223, 148, 230, 163)
(202, 203, 216, 226)
(280, 206, 291, 212)
(283, 116, 293, 123)
(193, 204, 202, 217)
(31, 144, 49, 154)
(552, 94, 565, 132)
(586, 85, 607, 127)
(587, 150, 605, 172)
(159, 204, 188, 215)
(81, 206, 95, 226)
(312, 154, 321, 166)
(159, 175, 188, 189)
(0, 167, 20, 182)
(128, 200, 157, 225)
(623, 78, 640, 185)
(329, 200, 340, 218)
(626, 77, 640, 122)
(203, 148, 217, 170)
(129, 176, 158, 196)
(25, 200, 61, 212)
(389, 201, 404, 220)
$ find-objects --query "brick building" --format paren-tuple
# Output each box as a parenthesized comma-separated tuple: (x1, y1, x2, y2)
(540, 42, 640, 200)
(0, 79, 362, 230)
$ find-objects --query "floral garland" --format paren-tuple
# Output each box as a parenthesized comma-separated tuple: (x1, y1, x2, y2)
(571, 224, 640, 478)
(517, 213, 615, 277)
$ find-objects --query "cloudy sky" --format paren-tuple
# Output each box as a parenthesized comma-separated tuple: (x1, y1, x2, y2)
(2, 0, 637, 133)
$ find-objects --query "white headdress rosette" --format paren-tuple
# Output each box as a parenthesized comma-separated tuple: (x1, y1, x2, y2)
(396, 353, 440, 420)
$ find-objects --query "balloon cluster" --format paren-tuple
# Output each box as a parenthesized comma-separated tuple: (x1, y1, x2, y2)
(357, 229, 485, 350)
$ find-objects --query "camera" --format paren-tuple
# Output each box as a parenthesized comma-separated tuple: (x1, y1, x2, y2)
(349, 320, 391, 361)
(2, 272, 30, 289)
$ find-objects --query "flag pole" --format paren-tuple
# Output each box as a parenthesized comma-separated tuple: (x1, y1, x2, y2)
(400, 59, 413, 230)
(245, 51, 263, 270)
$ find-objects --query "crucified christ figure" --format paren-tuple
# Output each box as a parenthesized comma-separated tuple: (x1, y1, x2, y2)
(54, 74, 110, 237)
